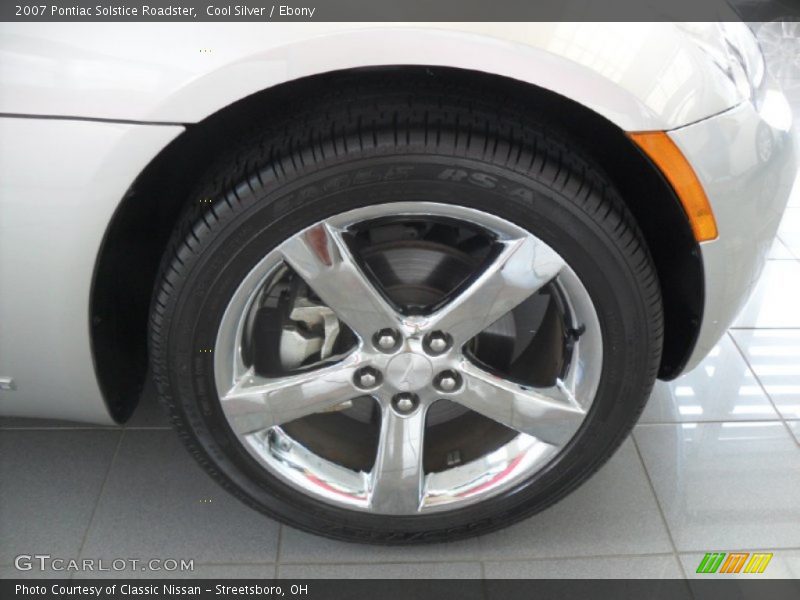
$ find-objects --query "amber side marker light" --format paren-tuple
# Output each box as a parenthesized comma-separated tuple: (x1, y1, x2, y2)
(627, 131, 718, 242)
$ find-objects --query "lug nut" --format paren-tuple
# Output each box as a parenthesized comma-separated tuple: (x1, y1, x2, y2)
(434, 370, 461, 393)
(374, 328, 400, 352)
(391, 392, 419, 415)
(425, 331, 451, 355)
(354, 367, 381, 390)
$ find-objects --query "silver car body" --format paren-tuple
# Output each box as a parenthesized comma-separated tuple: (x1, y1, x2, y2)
(0, 22, 796, 423)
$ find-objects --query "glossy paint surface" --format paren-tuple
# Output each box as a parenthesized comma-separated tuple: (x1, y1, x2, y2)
(671, 79, 797, 371)
(4, 98, 800, 570)
(0, 23, 795, 423)
(0, 118, 182, 423)
(0, 22, 743, 131)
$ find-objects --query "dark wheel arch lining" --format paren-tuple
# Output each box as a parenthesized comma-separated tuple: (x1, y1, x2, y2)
(149, 87, 663, 543)
(89, 66, 703, 423)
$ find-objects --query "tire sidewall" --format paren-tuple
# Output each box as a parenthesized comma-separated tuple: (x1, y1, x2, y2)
(160, 154, 657, 541)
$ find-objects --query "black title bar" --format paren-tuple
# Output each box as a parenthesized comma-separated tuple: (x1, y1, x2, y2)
(5, 579, 800, 600)
(2, 0, 800, 22)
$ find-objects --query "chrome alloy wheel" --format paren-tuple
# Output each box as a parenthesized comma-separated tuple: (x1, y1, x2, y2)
(214, 202, 602, 515)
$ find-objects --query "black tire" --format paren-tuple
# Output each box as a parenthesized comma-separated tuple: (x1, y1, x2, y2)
(149, 74, 663, 544)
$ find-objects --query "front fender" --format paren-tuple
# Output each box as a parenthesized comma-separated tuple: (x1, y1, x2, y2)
(0, 22, 743, 131)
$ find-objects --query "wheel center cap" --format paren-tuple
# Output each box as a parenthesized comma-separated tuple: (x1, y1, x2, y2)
(385, 352, 433, 392)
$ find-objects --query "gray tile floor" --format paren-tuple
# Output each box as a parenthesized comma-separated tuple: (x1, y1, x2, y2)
(3, 71, 800, 585)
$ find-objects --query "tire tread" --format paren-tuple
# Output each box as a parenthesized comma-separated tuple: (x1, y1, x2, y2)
(149, 74, 664, 544)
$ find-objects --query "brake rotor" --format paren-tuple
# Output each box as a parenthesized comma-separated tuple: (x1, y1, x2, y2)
(279, 235, 518, 471)
(355, 239, 516, 426)
(266, 221, 560, 473)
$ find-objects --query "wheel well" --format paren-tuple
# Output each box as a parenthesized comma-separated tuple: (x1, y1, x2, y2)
(90, 66, 703, 422)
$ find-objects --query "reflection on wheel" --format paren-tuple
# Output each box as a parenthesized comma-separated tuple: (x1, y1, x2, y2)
(149, 77, 663, 543)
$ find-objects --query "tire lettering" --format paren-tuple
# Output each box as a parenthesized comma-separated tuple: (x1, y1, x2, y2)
(384, 166, 414, 180)
(469, 172, 497, 189)
(438, 168, 469, 182)
(509, 187, 534, 201)
(322, 175, 351, 193)
(352, 169, 382, 184)
(297, 185, 321, 201)
(437, 168, 497, 189)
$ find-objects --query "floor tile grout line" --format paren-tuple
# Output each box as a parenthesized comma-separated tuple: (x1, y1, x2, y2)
(728, 330, 799, 444)
(170, 561, 277, 567)
(476, 553, 683, 571)
(637, 419, 784, 426)
(273, 525, 283, 578)
(14, 545, 800, 570)
(0, 426, 173, 431)
(774, 234, 793, 256)
(636, 418, 785, 427)
(0, 427, 124, 431)
(787, 420, 800, 447)
(766, 237, 798, 260)
(75, 429, 126, 560)
(275, 557, 486, 568)
(479, 562, 490, 597)
(159, 553, 684, 567)
(777, 229, 800, 260)
(4, 420, 789, 430)
(675, 544, 800, 554)
(26, 548, 800, 569)
(728, 326, 800, 330)
(630, 432, 688, 580)
(479, 552, 678, 565)
(225, 559, 483, 567)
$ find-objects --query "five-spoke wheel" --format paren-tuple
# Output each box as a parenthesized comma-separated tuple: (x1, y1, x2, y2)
(149, 79, 662, 542)
(214, 204, 602, 515)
